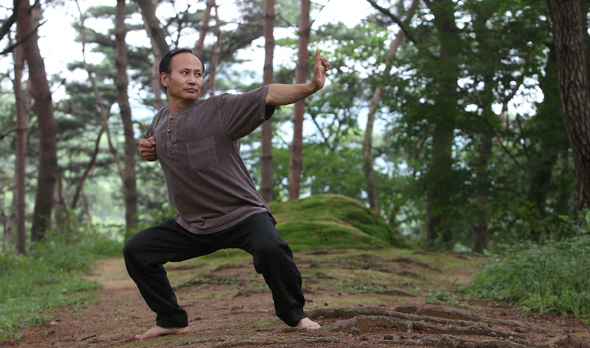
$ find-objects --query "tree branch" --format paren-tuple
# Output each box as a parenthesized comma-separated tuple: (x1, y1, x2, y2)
(366, 0, 420, 45)
(0, 20, 45, 56)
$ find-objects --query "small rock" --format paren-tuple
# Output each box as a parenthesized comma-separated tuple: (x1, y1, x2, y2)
(360, 335, 369, 341)
(349, 326, 361, 335)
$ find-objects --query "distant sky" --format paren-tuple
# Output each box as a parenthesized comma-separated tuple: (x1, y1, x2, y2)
(34, 0, 374, 76)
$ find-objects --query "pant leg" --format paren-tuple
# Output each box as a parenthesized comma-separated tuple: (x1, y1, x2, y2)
(215, 212, 307, 327)
(123, 218, 219, 328)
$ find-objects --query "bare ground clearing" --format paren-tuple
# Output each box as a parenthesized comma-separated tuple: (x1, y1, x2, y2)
(2, 249, 589, 348)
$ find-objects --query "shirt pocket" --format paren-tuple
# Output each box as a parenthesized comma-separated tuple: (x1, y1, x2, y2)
(187, 137, 218, 171)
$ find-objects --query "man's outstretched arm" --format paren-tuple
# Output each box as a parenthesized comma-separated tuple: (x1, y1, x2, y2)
(266, 49, 330, 106)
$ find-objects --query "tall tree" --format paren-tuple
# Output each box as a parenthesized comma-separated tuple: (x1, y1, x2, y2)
(16, 0, 58, 241)
(136, 0, 169, 110)
(260, 0, 275, 203)
(423, 0, 460, 249)
(12, 37, 27, 254)
(548, 0, 590, 211)
(288, 0, 310, 200)
(364, 0, 419, 214)
(209, 2, 221, 95)
(194, 0, 213, 57)
(116, 0, 138, 237)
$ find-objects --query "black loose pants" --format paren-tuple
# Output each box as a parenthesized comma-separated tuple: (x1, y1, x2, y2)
(123, 212, 307, 328)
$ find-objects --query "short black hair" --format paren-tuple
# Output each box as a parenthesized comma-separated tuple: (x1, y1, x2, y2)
(159, 48, 206, 89)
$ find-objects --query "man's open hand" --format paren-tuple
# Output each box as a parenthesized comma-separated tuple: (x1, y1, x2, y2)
(311, 49, 330, 91)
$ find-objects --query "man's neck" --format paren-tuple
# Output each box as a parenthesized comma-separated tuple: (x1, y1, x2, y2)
(168, 97, 196, 116)
(168, 102, 192, 116)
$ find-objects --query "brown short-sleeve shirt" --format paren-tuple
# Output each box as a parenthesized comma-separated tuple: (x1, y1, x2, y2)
(143, 86, 276, 234)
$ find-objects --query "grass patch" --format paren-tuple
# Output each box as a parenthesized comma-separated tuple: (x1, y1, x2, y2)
(467, 235, 590, 320)
(0, 230, 122, 339)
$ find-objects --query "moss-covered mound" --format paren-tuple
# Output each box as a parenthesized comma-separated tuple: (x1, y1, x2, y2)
(268, 194, 416, 251)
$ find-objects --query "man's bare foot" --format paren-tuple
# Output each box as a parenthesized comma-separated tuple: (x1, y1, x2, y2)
(297, 317, 321, 330)
(134, 325, 189, 340)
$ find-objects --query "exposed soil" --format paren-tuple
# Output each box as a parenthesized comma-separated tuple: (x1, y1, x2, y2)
(2, 249, 590, 348)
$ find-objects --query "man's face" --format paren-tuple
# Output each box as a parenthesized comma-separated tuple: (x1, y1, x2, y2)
(161, 52, 204, 104)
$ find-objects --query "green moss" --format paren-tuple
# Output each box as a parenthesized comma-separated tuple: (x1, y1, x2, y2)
(269, 194, 416, 251)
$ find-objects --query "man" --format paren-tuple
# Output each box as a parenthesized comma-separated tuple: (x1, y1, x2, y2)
(124, 47, 330, 340)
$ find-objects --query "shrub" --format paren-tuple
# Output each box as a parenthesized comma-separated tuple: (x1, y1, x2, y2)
(467, 234, 590, 320)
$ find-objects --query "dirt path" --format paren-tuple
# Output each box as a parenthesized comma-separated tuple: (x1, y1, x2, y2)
(2, 249, 590, 347)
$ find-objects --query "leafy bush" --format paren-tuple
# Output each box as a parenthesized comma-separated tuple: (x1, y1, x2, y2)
(0, 229, 123, 339)
(467, 234, 590, 321)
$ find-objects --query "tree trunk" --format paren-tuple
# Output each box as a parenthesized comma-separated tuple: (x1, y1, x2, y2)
(71, 129, 103, 209)
(424, 0, 459, 249)
(13, 38, 27, 254)
(525, 43, 565, 239)
(472, 136, 492, 253)
(209, 2, 221, 96)
(426, 121, 454, 248)
(469, 5, 496, 253)
(17, 0, 58, 242)
(116, 0, 138, 237)
(194, 0, 213, 57)
(288, 0, 310, 200)
(548, 0, 590, 211)
(260, 0, 275, 203)
(137, 0, 168, 110)
(363, 0, 419, 214)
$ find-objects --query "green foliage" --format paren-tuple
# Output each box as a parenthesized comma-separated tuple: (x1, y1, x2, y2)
(0, 230, 123, 338)
(425, 290, 469, 308)
(269, 194, 416, 251)
(467, 229, 590, 320)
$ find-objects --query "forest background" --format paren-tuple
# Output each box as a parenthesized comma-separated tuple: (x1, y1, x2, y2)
(0, 0, 589, 250)
(0, 0, 590, 340)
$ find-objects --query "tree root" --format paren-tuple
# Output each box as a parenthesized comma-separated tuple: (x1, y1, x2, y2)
(396, 305, 552, 333)
(208, 337, 347, 347)
(307, 306, 590, 347)
(308, 305, 550, 334)
(320, 314, 523, 338)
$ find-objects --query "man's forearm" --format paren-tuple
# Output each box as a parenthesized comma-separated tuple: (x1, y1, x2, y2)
(266, 83, 319, 106)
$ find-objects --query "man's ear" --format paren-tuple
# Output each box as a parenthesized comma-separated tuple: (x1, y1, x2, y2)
(161, 72, 169, 88)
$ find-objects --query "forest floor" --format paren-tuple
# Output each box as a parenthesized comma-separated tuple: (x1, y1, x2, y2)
(2, 248, 590, 348)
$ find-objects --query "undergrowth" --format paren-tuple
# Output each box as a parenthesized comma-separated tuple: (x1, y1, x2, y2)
(0, 228, 122, 339)
(467, 231, 590, 321)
